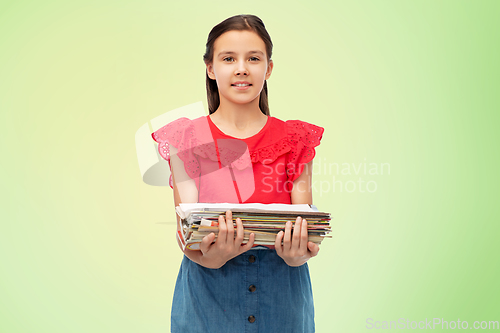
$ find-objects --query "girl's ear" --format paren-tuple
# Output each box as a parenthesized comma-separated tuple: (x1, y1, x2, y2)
(206, 63, 216, 80)
(265, 59, 274, 80)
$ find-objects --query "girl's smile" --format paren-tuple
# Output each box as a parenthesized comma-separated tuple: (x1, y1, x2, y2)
(232, 81, 252, 90)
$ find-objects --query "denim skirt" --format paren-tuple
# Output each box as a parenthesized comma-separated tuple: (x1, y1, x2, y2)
(171, 249, 315, 333)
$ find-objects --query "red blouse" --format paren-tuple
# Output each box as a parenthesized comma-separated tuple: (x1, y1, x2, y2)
(151, 115, 324, 204)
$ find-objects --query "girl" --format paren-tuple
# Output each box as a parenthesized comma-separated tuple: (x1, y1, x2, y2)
(152, 14, 324, 333)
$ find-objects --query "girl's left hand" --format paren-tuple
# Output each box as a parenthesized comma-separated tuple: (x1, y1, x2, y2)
(275, 216, 320, 267)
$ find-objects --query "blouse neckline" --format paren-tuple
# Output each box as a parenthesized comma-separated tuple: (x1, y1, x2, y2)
(207, 114, 271, 141)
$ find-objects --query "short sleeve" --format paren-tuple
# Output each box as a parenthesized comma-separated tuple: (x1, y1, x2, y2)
(151, 117, 201, 188)
(285, 120, 324, 183)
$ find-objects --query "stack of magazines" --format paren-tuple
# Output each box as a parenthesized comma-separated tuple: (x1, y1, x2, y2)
(175, 203, 332, 250)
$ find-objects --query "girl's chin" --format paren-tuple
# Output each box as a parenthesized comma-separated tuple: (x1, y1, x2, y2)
(221, 96, 261, 106)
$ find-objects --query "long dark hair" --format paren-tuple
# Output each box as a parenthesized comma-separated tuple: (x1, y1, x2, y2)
(203, 14, 273, 115)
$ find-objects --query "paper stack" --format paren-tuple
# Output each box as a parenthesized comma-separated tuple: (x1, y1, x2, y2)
(175, 203, 332, 250)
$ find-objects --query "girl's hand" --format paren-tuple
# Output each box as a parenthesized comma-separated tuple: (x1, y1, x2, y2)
(199, 210, 255, 269)
(275, 216, 320, 267)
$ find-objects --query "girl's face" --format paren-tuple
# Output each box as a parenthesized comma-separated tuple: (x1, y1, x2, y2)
(206, 30, 273, 109)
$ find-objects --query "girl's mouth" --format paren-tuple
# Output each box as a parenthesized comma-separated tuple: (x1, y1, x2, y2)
(232, 83, 252, 90)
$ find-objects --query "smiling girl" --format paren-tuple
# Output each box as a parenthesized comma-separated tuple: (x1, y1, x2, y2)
(152, 14, 324, 332)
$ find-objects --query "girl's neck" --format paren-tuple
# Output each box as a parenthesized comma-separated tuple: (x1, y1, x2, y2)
(210, 99, 267, 132)
(209, 99, 268, 139)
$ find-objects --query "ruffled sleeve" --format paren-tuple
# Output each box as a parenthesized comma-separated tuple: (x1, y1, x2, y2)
(151, 117, 201, 188)
(285, 120, 324, 183)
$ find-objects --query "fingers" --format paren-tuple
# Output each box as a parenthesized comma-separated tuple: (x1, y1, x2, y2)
(299, 218, 308, 253)
(292, 216, 302, 249)
(283, 221, 292, 251)
(200, 232, 216, 254)
(216, 212, 229, 244)
(275, 230, 284, 256)
(225, 210, 234, 244)
(307, 242, 320, 257)
(240, 232, 255, 253)
(234, 217, 244, 247)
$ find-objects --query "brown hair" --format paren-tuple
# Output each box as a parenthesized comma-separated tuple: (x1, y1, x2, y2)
(203, 14, 273, 115)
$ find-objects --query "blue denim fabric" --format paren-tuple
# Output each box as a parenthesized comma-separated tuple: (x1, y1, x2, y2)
(171, 249, 315, 333)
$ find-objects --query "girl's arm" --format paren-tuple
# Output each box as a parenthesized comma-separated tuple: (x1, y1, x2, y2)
(290, 160, 313, 205)
(169, 145, 202, 263)
(275, 160, 320, 266)
(170, 146, 255, 269)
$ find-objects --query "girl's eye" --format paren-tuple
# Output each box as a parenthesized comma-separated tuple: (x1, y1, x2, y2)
(222, 56, 260, 62)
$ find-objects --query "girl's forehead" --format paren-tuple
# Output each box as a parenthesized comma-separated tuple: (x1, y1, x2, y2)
(213, 30, 266, 54)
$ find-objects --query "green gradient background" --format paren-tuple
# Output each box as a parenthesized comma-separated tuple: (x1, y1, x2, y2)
(1, 1, 499, 332)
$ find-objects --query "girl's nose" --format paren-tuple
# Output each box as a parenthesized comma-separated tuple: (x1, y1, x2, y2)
(234, 61, 249, 76)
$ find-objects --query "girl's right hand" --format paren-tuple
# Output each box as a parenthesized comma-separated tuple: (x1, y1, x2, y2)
(199, 210, 255, 269)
